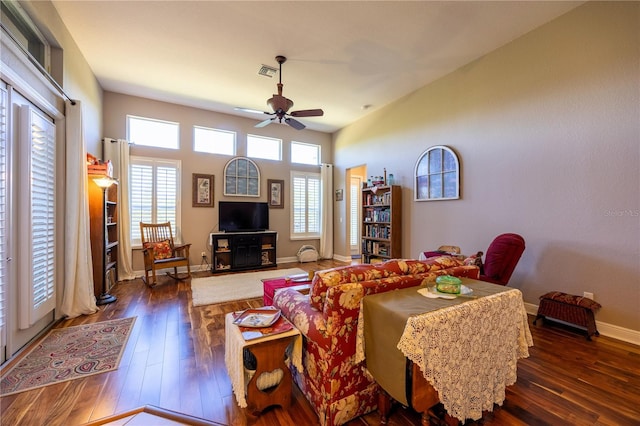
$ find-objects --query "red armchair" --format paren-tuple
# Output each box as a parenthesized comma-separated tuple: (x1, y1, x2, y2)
(479, 233, 525, 285)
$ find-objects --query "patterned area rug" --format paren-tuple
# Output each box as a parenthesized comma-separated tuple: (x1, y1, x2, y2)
(0, 317, 136, 396)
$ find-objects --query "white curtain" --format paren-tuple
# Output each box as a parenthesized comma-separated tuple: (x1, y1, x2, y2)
(320, 163, 334, 259)
(60, 100, 98, 318)
(103, 138, 135, 280)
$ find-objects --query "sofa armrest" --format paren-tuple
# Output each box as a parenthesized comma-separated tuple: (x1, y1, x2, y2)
(273, 288, 331, 349)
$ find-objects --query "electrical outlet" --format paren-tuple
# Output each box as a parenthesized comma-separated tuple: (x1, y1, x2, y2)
(583, 291, 594, 300)
(201, 251, 207, 258)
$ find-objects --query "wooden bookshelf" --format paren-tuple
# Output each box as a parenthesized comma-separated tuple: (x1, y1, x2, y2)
(361, 185, 401, 263)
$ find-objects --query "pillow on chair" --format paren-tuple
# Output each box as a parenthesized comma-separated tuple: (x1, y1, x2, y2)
(143, 240, 172, 260)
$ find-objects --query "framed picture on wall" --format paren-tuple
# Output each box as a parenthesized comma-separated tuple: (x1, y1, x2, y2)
(268, 179, 284, 208)
(193, 173, 215, 207)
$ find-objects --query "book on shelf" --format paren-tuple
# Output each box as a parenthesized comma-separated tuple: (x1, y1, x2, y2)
(232, 307, 295, 341)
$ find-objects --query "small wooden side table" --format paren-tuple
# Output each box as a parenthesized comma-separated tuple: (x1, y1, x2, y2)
(224, 312, 301, 415)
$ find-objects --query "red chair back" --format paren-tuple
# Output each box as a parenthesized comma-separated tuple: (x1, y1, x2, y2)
(480, 233, 525, 285)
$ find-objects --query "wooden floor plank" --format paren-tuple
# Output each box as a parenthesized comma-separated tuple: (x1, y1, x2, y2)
(1, 260, 639, 426)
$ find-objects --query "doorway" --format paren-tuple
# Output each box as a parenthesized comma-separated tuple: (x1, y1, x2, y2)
(346, 165, 366, 257)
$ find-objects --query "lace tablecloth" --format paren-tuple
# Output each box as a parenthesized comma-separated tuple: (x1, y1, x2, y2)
(224, 313, 302, 408)
(358, 280, 533, 422)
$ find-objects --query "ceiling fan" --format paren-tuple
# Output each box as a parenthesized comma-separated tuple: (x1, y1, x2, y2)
(237, 56, 324, 130)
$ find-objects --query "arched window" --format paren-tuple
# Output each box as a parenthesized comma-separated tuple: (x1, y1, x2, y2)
(224, 157, 260, 197)
(414, 145, 460, 201)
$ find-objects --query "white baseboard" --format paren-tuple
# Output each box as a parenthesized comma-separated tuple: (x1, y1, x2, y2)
(333, 254, 353, 263)
(524, 302, 640, 346)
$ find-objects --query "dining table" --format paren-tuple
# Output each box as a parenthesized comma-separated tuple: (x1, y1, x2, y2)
(357, 278, 533, 424)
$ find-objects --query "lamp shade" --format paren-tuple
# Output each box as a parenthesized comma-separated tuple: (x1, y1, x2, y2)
(93, 176, 117, 188)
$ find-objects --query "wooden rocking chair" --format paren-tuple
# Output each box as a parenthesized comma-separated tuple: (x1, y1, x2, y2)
(140, 222, 191, 287)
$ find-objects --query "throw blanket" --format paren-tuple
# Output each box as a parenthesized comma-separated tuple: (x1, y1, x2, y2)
(224, 313, 302, 408)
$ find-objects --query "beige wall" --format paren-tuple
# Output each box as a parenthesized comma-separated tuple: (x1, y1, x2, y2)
(22, 1, 103, 152)
(332, 2, 640, 330)
(102, 92, 332, 269)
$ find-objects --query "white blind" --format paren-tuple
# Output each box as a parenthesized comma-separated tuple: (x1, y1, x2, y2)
(291, 172, 320, 238)
(130, 156, 181, 245)
(0, 87, 7, 344)
(19, 105, 56, 328)
(350, 178, 360, 248)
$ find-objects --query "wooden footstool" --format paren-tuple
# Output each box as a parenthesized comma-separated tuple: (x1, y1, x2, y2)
(535, 291, 602, 340)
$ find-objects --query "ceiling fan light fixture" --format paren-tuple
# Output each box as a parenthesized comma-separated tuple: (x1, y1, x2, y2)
(240, 55, 324, 130)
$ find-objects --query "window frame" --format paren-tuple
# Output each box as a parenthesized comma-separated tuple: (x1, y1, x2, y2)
(290, 171, 321, 240)
(193, 125, 236, 156)
(291, 141, 321, 166)
(414, 145, 460, 201)
(247, 134, 282, 161)
(129, 156, 182, 246)
(126, 115, 180, 150)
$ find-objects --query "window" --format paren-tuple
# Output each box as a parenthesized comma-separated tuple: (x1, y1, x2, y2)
(223, 157, 260, 197)
(247, 134, 281, 161)
(1, 1, 49, 72)
(193, 126, 235, 155)
(291, 141, 320, 165)
(414, 145, 460, 201)
(18, 105, 56, 327)
(127, 115, 179, 149)
(291, 172, 321, 239)
(130, 156, 181, 245)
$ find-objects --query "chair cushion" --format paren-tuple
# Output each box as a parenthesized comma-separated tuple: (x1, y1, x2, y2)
(144, 239, 172, 260)
(539, 291, 602, 312)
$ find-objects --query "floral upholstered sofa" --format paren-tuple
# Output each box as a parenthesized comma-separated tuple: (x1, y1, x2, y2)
(272, 256, 480, 426)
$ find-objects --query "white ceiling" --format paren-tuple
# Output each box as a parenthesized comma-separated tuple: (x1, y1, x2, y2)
(51, 1, 582, 133)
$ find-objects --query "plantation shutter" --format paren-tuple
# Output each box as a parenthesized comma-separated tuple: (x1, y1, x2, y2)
(0, 86, 7, 345)
(19, 105, 56, 328)
(291, 172, 320, 238)
(156, 165, 178, 227)
(130, 157, 180, 245)
(349, 177, 360, 249)
(130, 162, 153, 244)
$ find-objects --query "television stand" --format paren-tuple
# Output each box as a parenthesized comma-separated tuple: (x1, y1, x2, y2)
(210, 231, 277, 273)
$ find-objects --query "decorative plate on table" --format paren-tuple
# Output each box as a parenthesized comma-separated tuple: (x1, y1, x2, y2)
(419, 285, 474, 299)
(232, 308, 281, 328)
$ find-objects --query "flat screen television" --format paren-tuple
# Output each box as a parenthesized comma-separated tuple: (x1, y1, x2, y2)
(218, 201, 269, 232)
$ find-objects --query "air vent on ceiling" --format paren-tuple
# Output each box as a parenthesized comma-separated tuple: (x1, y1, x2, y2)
(258, 64, 278, 78)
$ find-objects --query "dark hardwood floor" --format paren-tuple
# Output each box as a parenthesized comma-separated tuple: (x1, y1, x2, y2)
(1, 260, 639, 425)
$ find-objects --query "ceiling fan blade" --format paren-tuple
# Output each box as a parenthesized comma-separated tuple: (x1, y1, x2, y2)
(255, 117, 275, 128)
(290, 109, 324, 118)
(285, 117, 306, 130)
(235, 107, 270, 115)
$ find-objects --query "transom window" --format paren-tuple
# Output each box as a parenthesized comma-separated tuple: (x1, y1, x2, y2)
(127, 115, 179, 149)
(414, 145, 460, 201)
(291, 141, 320, 165)
(247, 134, 282, 161)
(193, 126, 235, 155)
